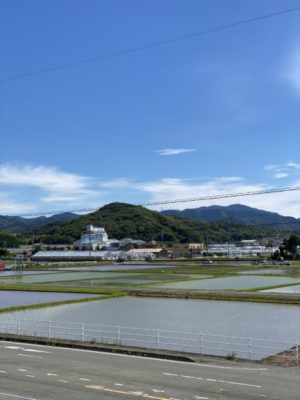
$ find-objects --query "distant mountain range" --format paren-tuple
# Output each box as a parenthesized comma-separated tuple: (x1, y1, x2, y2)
(161, 204, 300, 231)
(0, 203, 296, 245)
(0, 212, 78, 233)
(17, 203, 279, 244)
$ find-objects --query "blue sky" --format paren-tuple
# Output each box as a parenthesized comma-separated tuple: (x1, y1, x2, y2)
(1, 0, 300, 217)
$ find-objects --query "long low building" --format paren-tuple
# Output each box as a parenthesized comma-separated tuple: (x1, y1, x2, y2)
(207, 243, 278, 256)
(32, 249, 161, 262)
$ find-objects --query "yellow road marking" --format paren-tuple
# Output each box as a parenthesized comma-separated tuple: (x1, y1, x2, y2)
(86, 385, 170, 400)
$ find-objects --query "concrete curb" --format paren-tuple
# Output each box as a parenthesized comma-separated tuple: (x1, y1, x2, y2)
(0, 333, 195, 362)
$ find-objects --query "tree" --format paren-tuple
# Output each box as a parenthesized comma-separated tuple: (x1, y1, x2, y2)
(279, 235, 300, 258)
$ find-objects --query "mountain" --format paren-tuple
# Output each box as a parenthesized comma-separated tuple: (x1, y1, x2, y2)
(161, 204, 300, 231)
(34, 202, 278, 244)
(0, 212, 79, 233)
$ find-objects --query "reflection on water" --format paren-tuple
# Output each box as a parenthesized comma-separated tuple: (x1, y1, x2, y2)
(3, 297, 300, 344)
(152, 276, 300, 290)
(0, 290, 96, 307)
(262, 284, 300, 294)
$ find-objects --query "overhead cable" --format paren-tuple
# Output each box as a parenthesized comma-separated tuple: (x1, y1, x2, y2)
(4, 185, 300, 217)
(1, 6, 299, 82)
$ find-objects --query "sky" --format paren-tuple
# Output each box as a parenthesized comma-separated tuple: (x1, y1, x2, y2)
(1, 0, 300, 217)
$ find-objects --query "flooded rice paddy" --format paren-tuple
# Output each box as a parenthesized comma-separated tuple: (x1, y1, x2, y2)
(1, 262, 300, 359)
(0, 290, 96, 307)
(1, 297, 300, 359)
(153, 276, 300, 290)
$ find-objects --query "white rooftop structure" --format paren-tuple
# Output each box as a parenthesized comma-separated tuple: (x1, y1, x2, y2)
(207, 243, 277, 256)
(74, 225, 109, 250)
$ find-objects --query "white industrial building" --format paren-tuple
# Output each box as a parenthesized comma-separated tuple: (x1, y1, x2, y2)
(207, 243, 277, 257)
(74, 225, 114, 250)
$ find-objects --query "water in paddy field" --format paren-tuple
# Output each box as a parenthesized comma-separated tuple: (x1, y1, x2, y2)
(0, 290, 97, 307)
(2, 297, 300, 343)
(262, 284, 300, 294)
(0, 271, 127, 285)
(59, 264, 177, 271)
(152, 276, 300, 290)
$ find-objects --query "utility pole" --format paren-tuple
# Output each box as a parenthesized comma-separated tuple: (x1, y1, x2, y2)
(227, 232, 230, 260)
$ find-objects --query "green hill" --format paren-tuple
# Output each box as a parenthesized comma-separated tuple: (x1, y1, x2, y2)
(162, 204, 300, 231)
(0, 212, 78, 233)
(35, 202, 279, 244)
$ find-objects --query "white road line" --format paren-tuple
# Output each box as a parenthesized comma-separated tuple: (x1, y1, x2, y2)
(1, 340, 264, 371)
(218, 380, 261, 388)
(47, 373, 57, 376)
(0, 392, 38, 400)
(164, 372, 262, 389)
(57, 380, 68, 383)
(17, 369, 27, 372)
(25, 375, 35, 378)
(163, 373, 178, 377)
(194, 397, 209, 400)
(4, 346, 21, 350)
(114, 383, 124, 386)
(79, 378, 91, 381)
(17, 354, 42, 359)
(22, 349, 49, 354)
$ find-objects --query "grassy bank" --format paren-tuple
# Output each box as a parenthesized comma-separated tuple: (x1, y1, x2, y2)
(124, 288, 300, 305)
(0, 284, 123, 296)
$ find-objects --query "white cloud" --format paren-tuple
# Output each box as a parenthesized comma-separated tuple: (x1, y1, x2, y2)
(274, 172, 289, 179)
(214, 177, 243, 183)
(2, 162, 300, 218)
(0, 163, 90, 192)
(0, 191, 35, 215)
(264, 164, 280, 172)
(285, 46, 300, 95)
(134, 177, 300, 217)
(0, 163, 104, 213)
(99, 178, 133, 189)
(264, 162, 300, 179)
(155, 148, 196, 156)
(286, 162, 300, 169)
(135, 177, 270, 211)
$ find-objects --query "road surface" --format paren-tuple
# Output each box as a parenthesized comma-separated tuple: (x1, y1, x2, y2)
(0, 340, 299, 399)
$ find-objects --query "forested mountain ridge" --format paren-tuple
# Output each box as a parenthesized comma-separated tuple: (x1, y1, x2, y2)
(162, 204, 300, 231)
(33, 202, 278, 244)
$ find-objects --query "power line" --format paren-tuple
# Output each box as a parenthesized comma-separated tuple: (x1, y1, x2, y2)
(1, 6, 299, 83)
(4, 185, 300, 218)
(142, 185, 300, 206)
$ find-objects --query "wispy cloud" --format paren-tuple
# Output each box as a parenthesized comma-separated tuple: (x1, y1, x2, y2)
(2, 162, 300, 218)
(0, 163, 104, 213)
(136, 177, 268, 205)
(284, 45, 300, 95)
(0, 191, 35, 215)
(274, 172, 289, 179)
(136, 177, 300, 217)
(263, 162, 300, 179)
(264, 164, 281, 172)
(155, 148, 196, 156)
(99, 178, 133, 189)
(286, 162, 300, 169)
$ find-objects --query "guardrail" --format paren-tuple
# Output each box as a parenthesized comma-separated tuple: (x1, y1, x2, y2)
(0, 318, 298, 364)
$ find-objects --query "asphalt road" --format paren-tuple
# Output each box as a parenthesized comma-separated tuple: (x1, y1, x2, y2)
(0, 340, 299, 400)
